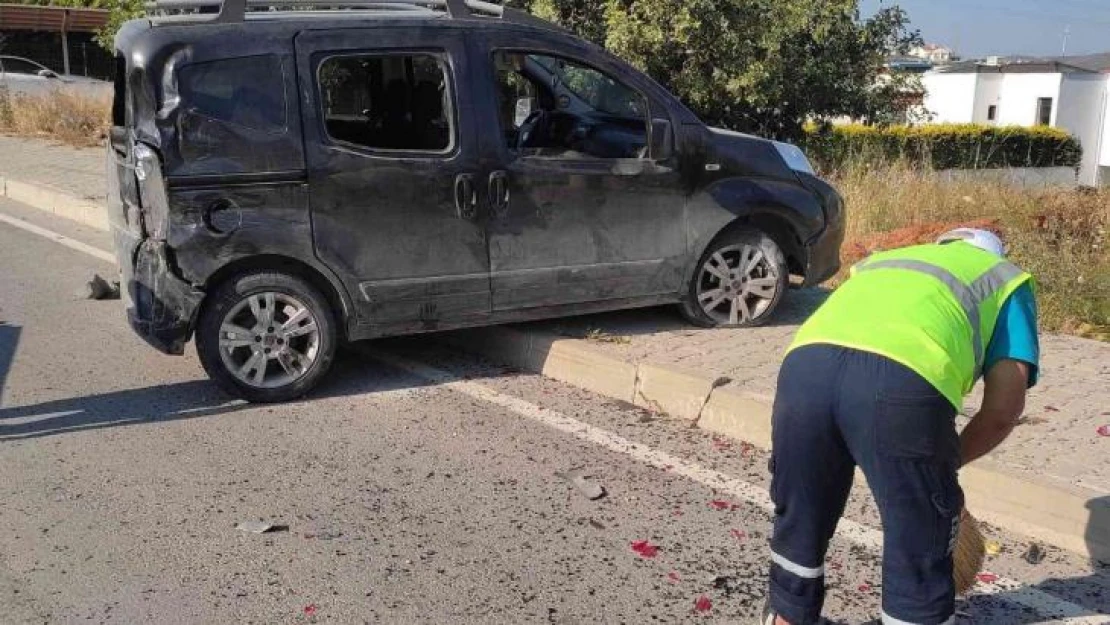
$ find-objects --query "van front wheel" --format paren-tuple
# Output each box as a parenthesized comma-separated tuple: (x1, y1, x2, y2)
(680, 228, 788, 328)
(196, 271, 337, 403)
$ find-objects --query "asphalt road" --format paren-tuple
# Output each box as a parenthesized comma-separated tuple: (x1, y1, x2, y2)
(0, 197, 1107, 624)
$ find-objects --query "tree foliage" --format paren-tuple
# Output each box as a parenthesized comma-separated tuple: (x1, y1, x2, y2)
(514, 0, 921, 140)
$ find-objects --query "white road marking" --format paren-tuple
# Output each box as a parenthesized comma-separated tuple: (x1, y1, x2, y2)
(6, 206, 1105, 623)
(0, 211, 115, 264)
(367, 348, 1109, 625)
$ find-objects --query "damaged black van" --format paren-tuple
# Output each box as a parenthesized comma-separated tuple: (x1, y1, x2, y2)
(108, 0, 844, 402)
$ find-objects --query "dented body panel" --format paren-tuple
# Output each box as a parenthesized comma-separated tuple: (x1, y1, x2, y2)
(108, 10, 844, 356)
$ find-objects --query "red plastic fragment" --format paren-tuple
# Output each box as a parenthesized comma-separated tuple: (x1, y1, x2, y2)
(709, 500, 739, 511)
(730, 529, 747, 541)
(694, 595, 712, 613)
(631, 540, 660, 558)
(667, 571, 681, 583)
(858, 583, 872, 592)
(303, 604, 318, 617)
(1097, 425, 1110, 437)
(976, 572, 999, 584)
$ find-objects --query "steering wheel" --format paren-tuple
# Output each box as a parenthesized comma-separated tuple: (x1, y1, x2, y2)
(516, 109, 549, 150)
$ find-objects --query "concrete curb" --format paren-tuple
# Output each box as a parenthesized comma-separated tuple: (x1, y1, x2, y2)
(2, 172, 1107, 562)
(0, 176, 109, 232)
(445, 325, 1110, 562)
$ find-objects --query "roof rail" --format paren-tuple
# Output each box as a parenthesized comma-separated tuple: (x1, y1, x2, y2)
(145, 0, 504, 22)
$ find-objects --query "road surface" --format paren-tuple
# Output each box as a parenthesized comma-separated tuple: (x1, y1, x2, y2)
(0, 197, 1106, 623)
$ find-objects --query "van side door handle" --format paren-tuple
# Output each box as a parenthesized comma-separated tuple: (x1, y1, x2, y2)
(454, 173, 477, 219)
(488, 170, 509, 217)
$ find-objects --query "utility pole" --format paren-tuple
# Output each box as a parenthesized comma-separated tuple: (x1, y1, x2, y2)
(1062, 25, 1070, 56)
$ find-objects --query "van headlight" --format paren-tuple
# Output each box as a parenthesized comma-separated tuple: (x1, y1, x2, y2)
(773, 140, 815, 175)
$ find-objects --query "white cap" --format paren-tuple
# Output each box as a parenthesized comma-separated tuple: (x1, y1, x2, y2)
(937, 228, 1006, 257)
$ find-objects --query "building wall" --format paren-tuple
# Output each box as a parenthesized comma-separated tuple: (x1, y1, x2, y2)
(1057, 74, 1107, 187)
(995, 73, 1063, 126)
(972, 74, 1003, 124)
(1101, 97, 1110, 173)
(922, 72, 978, 123)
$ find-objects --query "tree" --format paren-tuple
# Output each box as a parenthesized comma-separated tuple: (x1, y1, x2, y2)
(524, 0, 921, 140)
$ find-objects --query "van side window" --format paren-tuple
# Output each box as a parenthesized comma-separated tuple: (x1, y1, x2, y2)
(318, 54, 453, 152)
(492, 51, 648, 159)
(178, 55, 286, 132)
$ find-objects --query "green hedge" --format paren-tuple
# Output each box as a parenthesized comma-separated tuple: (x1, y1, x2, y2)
(802, 124, 1082, 171)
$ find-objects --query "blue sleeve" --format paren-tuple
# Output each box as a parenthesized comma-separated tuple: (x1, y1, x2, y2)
(983, 282, 1040, 388)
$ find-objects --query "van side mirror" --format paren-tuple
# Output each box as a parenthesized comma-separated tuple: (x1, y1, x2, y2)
(650, 119, 674, 161)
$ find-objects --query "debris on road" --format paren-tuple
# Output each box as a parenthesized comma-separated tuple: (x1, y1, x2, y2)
(858, 583, 873, 592)
(985, 540, 1002, 556)
(588, 518, 606, 530)
(709, 500, 739, 511)
(79, 273, 120, 300)
(303, 603, 318, 617)
(711, 437, 732, 452)
(631, 540, 660, 558)
(557, 469, 607, 500)
(730, 529, 747, 542)
(1023, 543, 1045, 565)
(235, 521, 289, 534)
(1097, 425, 1110, 438)
(976, 572, 999, 584)
(693, 595, 712, 614)
(667, 571, 681, 583)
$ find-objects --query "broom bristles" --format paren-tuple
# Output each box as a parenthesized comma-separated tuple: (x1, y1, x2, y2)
(954, 508, 986, 595)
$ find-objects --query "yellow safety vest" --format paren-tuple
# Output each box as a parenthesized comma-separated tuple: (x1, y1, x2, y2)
(789, 242, 1033, 408)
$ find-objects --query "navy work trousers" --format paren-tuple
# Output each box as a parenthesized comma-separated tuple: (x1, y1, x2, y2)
(768, 344, 963, 625)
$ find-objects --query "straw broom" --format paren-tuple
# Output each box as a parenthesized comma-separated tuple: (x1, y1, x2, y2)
(954, 508, 986, 595)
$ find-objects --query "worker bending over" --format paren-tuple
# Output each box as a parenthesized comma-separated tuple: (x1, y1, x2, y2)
(762, 228, 1039, 625)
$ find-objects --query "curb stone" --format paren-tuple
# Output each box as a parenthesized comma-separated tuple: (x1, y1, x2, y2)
(2, 173, 1107, 563)
(1, 177, 109, 231)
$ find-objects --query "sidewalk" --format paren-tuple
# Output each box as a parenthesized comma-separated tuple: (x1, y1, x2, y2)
(1, 135, 1107, 560)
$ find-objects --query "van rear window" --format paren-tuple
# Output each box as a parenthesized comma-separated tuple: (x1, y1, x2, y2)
(178, 55, 286, 132)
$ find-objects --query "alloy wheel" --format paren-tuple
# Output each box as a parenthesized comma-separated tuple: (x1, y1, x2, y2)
(695, 243, 781, 325)
(217, 292, 321, 389)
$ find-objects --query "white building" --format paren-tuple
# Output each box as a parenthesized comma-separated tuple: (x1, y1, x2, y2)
(910, 44, 955, 65)
(921, 54, 1110, 187)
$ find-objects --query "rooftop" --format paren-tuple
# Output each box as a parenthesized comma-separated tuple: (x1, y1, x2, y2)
(934, 52, 1110, 74)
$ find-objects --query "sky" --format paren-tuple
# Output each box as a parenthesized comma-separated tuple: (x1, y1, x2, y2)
(860, 0, 1110, 58)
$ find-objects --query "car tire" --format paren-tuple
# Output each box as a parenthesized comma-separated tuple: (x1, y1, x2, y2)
(680, 227, 789, 328)
(196, 270, 337, 403)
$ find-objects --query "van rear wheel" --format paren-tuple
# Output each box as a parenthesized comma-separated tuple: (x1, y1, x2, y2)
(196, 271, 337, 403)
(680, 228, 788, 328)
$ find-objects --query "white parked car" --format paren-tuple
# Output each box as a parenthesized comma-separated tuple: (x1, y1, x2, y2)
(0, 55, 110, 98)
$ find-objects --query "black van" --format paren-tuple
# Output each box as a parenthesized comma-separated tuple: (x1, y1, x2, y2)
(108, 0, 844, 402)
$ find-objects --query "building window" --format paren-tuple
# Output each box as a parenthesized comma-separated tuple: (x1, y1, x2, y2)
(318, 53, 454, 152)
(1036, 97, 1053, 126)
(987, 105, 997, 122)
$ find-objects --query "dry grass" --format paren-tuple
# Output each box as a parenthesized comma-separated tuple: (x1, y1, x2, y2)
(0, 91, 1105, 339)
(0, 87, 110, 148)
(831, 163, 1110, 340)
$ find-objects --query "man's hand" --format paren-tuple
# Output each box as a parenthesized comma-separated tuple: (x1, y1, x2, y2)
(960, 359, 1030, 467)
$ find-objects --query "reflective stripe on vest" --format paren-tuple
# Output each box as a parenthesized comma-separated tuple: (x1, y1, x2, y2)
(856, 258, 1026, 375)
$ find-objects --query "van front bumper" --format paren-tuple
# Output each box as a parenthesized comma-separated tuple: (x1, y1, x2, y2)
(119, 236, 204, 355)
(803, 219, 844, 286)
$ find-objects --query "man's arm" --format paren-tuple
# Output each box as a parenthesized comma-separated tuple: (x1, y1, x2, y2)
(959, 359, 1030, 466)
